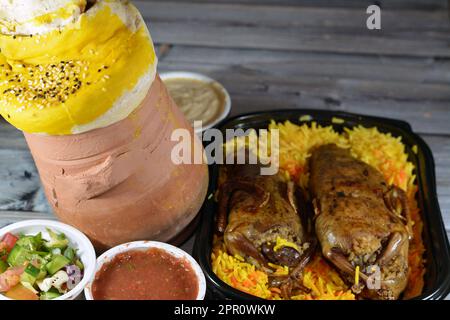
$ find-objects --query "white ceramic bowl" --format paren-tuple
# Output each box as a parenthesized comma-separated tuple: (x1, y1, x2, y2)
(160, 71, 231, 133)
(0, 219, 96, 300)
(84, 240, 206, 300)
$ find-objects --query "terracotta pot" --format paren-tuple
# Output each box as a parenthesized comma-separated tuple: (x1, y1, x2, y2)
(24, 76, 208, 250)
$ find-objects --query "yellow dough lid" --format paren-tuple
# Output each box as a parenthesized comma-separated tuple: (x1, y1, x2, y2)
(0, 0, 157, 135)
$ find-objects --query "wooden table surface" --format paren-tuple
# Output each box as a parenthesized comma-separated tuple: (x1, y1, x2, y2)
(0, 0, 449, 299)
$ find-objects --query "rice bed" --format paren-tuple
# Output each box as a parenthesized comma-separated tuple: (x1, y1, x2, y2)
(211, 120, 425, 300)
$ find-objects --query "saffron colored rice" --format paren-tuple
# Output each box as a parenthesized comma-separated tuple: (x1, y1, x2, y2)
(211, 120, 426, 300)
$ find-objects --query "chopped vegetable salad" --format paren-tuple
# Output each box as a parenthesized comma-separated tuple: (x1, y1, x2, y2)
(0, 229, 84, 300)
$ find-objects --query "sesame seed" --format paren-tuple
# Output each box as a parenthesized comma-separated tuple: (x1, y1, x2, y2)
(1, 60, 92, 109)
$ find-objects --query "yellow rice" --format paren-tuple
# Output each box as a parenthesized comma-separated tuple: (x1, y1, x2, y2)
(211, 120, 425, 300)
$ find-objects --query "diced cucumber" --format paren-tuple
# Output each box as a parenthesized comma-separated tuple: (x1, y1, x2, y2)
(20, 272, 35, 285)
(44, 229, 68, 250)
(63, 247, 75, 262)
(0, 260, 8, 273)
(20, 263, 40, 285)
(40, 291, 61, 300)
(29, 251, 50, 257)
(45, 255, 70, 275)
(7, 245, 30, 267)
(15, 237, 33, 250)
(16, 233, 42, 251)
(42, 253, 52, 261)
(75, 259, 84, 271)
(25, 264, 40, 277)
(36, 269, 47, 280)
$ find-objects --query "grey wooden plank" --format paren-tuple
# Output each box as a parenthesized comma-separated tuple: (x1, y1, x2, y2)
(136, 0, 448, 10)
(158, 63, 450, 135)
(0, 148, 51, 213)
(422, 135, 450, 233)
(137, 1, 450, 30)
(0, 124, 28, 150)
(160, 46, 450, 84)
(226, 95, 450, 136)
(0, 211, 55, 229)
(160, 62, 450, 102)
(148, 23, 450, 58)
(158, 46, 450, 136)
(136, 1, 450, 57)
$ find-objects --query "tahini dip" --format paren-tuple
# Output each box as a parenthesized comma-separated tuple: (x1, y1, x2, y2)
(164, 78, 226, 126)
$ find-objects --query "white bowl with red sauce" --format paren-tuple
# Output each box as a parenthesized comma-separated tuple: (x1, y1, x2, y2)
(84, 241, 206, 300)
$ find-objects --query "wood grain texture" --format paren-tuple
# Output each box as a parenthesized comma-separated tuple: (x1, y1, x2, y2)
(157, 46, 450, 135)
(159, 46, 450, 84)
(0, 149, 50, 213)
(0, 211, 55, 229)
(136, 1, 450, 57)
(138, 0, 449, 10)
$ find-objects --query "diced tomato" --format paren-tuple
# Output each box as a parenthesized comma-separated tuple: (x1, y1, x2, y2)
(0, 242, 9, 261)
(1, 233, 18, 252)
(0, 266, 24, 292)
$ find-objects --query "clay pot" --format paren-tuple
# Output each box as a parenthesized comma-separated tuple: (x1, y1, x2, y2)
(24, 76, 209, 250)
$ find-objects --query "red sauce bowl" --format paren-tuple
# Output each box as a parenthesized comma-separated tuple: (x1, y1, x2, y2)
(84, 241, 206, 300)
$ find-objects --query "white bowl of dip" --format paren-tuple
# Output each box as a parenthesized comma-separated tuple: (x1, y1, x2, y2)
(84, 241, 206, 300)
(160, 71, 231, 133)
(0, 220, 96, 300)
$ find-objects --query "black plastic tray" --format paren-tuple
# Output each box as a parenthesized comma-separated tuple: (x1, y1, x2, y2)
(193, 109, 450, 300)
